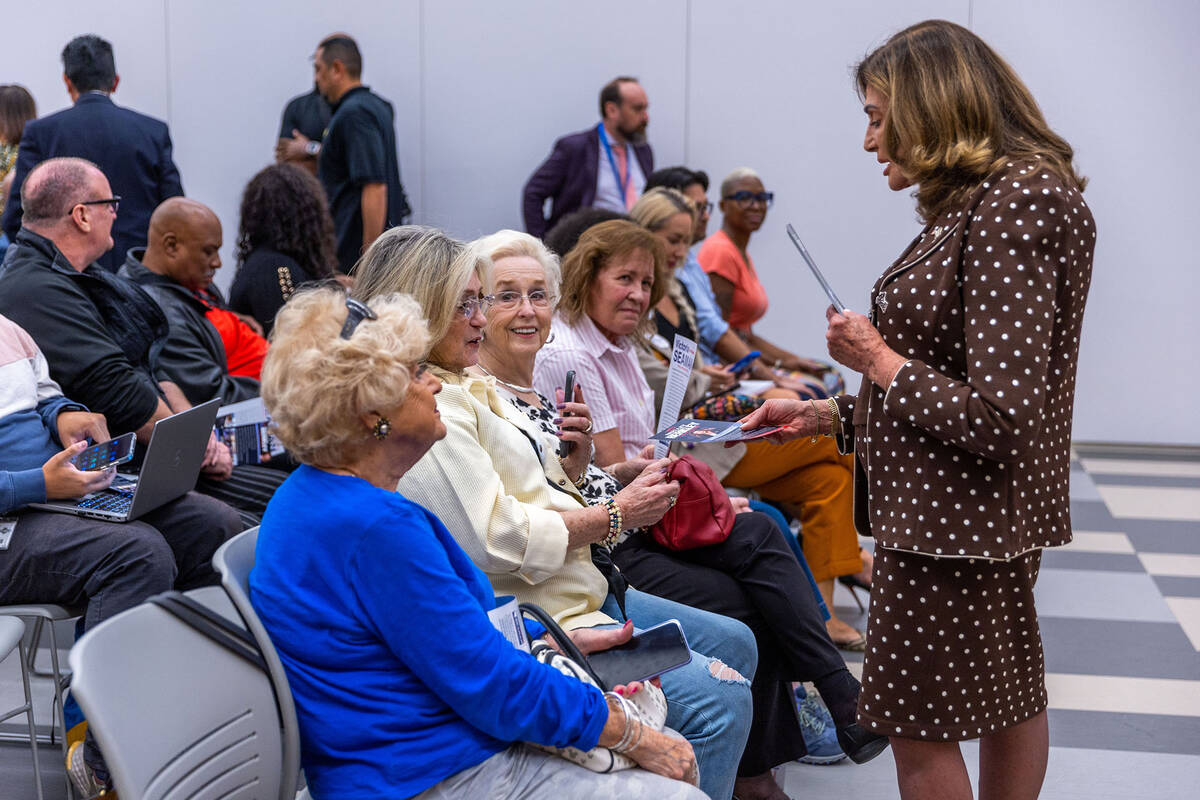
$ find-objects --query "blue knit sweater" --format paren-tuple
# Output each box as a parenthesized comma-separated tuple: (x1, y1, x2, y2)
(250, 466, 608, 799)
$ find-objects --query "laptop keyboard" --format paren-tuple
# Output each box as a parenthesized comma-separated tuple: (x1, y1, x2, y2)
(78, 492, 133, 515)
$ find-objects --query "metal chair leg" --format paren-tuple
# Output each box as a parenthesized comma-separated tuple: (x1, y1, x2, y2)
(17, 638, 45, 800)
(44, 621, 74, 799)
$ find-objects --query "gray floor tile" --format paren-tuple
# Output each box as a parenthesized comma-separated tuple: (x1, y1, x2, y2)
(1154, 576, 1200, 597)
(1041, 617, 1200, 680)
(1124, 520, 1200, 555)
(1070, 465, 1104, 501)
(1071, 499, 1122, 530)
(1091, 473, 1200, 489)
(1042, 549, 1145, 572)
(0, 741, 68, 800)
(1048, 708, 1200, 755)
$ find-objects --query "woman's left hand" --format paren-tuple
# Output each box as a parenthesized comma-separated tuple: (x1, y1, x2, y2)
(556, 384, 594, 482)
(561, 620, 661, 695)
(825, 305, 907, 387)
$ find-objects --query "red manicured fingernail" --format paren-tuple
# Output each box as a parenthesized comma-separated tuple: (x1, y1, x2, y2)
(616, 687, 625, 695)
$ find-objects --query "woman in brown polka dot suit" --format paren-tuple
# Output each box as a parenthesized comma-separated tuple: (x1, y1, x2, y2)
(740, 19, 1094, 800)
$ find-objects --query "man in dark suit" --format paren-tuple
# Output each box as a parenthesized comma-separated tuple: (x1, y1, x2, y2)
(521, 76, 653, 239)
(1, 34, 183, 272)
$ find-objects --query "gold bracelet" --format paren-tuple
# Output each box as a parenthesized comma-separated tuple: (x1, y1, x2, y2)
(808, 399, 821, 442)
(826, 397, 841, 438)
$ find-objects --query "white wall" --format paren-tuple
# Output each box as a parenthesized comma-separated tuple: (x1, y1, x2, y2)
(1, 0, 1196, 444)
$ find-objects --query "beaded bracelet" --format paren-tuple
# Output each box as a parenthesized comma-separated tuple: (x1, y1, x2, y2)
(603, 498, 623, 545)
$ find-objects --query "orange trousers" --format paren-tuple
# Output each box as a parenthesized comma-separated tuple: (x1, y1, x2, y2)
(722, 437, 862, 582)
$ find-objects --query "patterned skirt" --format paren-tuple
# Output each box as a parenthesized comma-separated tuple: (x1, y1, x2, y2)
(857, 545, 1047, 741)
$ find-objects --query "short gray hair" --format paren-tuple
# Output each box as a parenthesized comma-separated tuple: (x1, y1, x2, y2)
(473, 229, 562, 301)
(21, 157, 99, 225)
(353, 225, 491, 347)
(719, 167, 761, 200)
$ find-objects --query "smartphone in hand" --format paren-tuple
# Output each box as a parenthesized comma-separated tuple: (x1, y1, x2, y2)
(70, 432, 137, 471)
(558, 370, 576, 459)
(586, 620, 692, 687)
(728, 350, 761, 376)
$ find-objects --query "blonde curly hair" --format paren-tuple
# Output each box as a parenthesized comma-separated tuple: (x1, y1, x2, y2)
(260, 287, 431, 468)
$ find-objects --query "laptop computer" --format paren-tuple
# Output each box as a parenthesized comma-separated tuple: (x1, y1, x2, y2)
(31, 398, 222, 522)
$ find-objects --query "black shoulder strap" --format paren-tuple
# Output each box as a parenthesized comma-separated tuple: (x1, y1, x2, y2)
(148, 591, 267, 672)
(519, 602, 608, 691)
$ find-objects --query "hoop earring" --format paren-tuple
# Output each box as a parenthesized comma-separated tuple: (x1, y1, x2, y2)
(545, 332, 556, 344)
(372, 417, 391, 440)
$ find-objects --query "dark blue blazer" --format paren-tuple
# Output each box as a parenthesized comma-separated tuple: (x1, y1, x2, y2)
(521, 126, 653, 239)
(1, 94, 183, 272)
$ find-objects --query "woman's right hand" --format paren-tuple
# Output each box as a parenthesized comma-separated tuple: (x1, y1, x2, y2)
(612, 459, 679, 529)
(42, 441, 116, 500)
(608, 444, 658, 486)
(736, 398, 823, 443)
(629, 727, 699, 785)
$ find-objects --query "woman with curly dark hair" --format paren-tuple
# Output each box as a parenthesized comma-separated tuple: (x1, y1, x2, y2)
(230, 163, 339, 335)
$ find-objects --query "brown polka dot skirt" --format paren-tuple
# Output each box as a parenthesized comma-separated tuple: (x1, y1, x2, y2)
(858, 545, 1046, 741)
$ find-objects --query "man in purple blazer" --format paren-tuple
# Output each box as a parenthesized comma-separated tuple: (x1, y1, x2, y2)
(521, 76, 654, 239)
(1, 35, 183, 273)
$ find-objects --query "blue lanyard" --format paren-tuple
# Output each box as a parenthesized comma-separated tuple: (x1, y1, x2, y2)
(597, 122, 632, 201)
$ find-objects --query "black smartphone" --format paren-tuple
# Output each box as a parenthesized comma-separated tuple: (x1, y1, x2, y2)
(558, 370, 576, 459)
(70, 432, 137, 471)
(587, 620, 692, 688)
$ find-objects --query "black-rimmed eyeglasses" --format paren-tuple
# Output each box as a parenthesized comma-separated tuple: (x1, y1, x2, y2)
(75, 196, 121, 214)
(340, 297, 377, 339)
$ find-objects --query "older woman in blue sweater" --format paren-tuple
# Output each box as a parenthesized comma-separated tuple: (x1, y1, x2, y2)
(249, 288, 701, 799)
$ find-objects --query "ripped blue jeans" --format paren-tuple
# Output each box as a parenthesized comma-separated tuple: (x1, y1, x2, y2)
(599, 588, 756, 800)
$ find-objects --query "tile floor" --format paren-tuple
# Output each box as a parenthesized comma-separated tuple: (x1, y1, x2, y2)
(1, 446, 1198, 799)
(778, 445, 1200, 798)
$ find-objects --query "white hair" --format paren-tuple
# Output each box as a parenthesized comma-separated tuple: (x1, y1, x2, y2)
(720, 167, 761, 199)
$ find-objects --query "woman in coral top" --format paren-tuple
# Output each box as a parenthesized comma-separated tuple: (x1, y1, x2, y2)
(699, 168, 838, 395)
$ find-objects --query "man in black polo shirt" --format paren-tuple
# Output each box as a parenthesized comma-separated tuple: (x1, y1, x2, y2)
(311, 34, 410, 273)
(274, 84, 331, 176)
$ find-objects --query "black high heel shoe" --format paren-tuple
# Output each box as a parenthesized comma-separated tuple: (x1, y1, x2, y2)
(837, 574, 870, 612)
(836, 723, 891, 765)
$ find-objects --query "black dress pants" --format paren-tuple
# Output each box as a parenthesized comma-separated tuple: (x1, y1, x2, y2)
(612, 510, 855, 774)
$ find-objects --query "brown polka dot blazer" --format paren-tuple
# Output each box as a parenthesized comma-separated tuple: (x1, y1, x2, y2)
(834, 159, 1095, 559)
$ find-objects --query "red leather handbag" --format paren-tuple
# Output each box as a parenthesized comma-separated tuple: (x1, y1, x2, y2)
(649, 455, 735, 550)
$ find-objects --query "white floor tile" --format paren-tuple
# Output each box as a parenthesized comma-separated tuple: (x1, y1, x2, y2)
(1164, 597, 1200, 651)
(1139, 552, 1200, 578)
(1035, 568, 1176, 622)
(1062, 530, 1135, 554)
(1081, 458, 1200, 478)
(1096, 485, 1200, 521)
(1045, 673, 1200, 717)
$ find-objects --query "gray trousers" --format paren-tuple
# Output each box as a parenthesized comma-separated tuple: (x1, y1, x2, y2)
(411, 744, 709, 800)
(0, 490, 242, 630)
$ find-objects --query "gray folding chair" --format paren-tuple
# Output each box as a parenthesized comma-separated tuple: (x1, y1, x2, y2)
(67, 586, 283, 800)
(0, 615, 43, 800)
(0, 603, 81, 798)
(212, 527, 304, 800)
